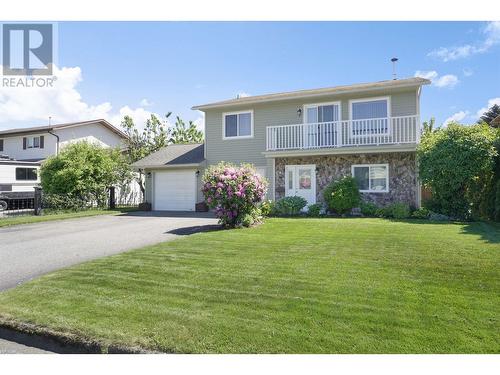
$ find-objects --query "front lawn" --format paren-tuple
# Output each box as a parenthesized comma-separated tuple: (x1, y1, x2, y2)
(0, 207, 138, 228)
(0, 218, 498, 353)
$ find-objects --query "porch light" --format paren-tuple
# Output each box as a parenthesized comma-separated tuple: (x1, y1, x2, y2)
(297, 107, 302, 117)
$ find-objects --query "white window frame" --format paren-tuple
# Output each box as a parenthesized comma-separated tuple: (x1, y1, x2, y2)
(27, 136, 41, 149)
(303, 101, 342, 124)
(348, 96, 391, 137)
(351, 163, 389, 193)
(222, 110, 254, 140)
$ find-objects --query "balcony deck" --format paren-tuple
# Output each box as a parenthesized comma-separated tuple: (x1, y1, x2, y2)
(266, 115, 419, 152)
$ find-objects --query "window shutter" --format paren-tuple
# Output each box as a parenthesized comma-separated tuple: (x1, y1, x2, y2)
(23, 137, 27, 150)
(40, 135, 44, 149)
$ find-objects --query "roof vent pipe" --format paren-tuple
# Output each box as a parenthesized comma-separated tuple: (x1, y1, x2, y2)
(391, 57, 399, 80)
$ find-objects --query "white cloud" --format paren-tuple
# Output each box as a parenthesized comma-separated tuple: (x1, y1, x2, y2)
(463, 68, 474, 77)
(192, 111, 205, 133)
(0, 65, 160, 130)
(139, 98, 153, 107)
(236, 92, 251, 98)
(434, 74, 459, 88)
(414, 70, 459, 88)
(476, 97, 500, 119)
(444, 111, 469, 126)
(428, 21, 500, 61)
(414, 70, 438, 81)
(109, 106, 160, 128)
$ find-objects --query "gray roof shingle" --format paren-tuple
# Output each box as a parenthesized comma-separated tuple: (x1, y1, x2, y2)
(192, 77, 431, 110)
(132, 143, 205, 169)
(0, 119, 128, 139)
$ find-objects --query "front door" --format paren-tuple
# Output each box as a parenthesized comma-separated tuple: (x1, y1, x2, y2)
(284, 165, 316, 205)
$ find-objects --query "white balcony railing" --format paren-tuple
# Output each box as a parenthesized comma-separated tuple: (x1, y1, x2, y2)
(266, 115, 419, 151)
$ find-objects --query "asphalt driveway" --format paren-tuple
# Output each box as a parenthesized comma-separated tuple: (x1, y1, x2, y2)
(0, 211, 218, 291)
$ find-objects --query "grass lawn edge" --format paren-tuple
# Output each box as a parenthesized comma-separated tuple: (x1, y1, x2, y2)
(0, 207, 139, 228)
(0, 315, 157, 354)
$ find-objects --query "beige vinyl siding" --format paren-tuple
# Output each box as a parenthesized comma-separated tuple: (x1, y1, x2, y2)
(204, 87, 418, 168)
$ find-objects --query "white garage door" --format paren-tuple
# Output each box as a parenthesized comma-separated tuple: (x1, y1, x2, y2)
(153, 170, 196, 211)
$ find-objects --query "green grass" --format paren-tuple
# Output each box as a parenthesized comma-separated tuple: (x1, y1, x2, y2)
(0, 218, 498, 353)
(0, 207, 138, 228)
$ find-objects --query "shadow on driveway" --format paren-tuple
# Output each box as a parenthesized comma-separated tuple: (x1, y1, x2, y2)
(166, 224, 222, 236)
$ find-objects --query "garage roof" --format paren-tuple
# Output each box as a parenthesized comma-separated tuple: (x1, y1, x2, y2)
(132, 143, 205, 169)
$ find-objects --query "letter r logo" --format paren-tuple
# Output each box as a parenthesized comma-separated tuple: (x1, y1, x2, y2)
(2, 24, 53, 76)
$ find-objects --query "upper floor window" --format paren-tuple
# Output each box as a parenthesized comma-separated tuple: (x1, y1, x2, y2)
(223, 110, 253, 139)
(23, 135, 44, 149)
(304, 102, 341, 124)
(0, 139, 3, 152)
(350, 97, 390, 136)
(16, 167, 38, 181)
(352, 164, 389, 193)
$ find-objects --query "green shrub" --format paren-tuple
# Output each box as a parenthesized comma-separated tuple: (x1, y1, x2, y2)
(274, 196, 307, 216)
(42, 193, 92, 211)
(429, 212, 450, 221)
(240, 213, 255, 227)
(359, 201, 378, 216)
(323, 176, 360, 215)
(260, 200, 275, 217)
(376, 206, 392, 218)
(41, 141, 131, 206)
(375, 203, 411, 219)
(390, 203, 411, 219)
(307, 203, 322, 217)
(495, 180, 500, 222)
(417, 123, 498, 220)
(411, 207, 431, 219)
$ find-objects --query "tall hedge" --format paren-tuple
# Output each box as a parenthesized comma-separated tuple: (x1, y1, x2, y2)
(40, 141, 131, 207)
(417, 123, 499, 220)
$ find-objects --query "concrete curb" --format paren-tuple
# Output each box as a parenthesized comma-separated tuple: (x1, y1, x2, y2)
(0, 320, 158, 354)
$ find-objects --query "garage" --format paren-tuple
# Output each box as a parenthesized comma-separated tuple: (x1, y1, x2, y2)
(153, 169, 196, 211)
(132, 144, 205, 212)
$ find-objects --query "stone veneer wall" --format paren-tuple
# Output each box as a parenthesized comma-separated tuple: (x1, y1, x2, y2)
(275, 152, 418, 207)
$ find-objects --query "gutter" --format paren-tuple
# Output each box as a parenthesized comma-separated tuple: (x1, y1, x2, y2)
(47, 130, 60, 155)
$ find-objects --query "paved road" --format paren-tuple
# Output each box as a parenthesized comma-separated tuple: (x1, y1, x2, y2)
(0, 211, 218, 353)
(0, 211, 218, 291)
(0, 338, 51, 354)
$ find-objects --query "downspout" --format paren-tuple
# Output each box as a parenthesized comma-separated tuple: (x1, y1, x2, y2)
(47, 130, 60, 155)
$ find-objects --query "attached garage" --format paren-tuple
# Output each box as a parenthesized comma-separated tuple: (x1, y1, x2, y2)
(132, 143, 206, 212)
(153, 169, 196, 211)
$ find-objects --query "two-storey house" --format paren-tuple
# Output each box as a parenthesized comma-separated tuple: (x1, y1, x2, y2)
(134, 77, 430, 211)
(0, 119, 128, 193)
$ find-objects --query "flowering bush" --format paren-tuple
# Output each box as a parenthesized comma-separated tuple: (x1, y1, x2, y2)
(202, 162, 268, 227)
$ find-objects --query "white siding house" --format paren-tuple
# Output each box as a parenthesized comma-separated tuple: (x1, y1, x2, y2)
(0, 119, 134, 196)
(0, 119, 127, 162)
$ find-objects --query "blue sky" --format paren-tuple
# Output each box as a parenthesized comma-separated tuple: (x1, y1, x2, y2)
(1, 21, 499, 130)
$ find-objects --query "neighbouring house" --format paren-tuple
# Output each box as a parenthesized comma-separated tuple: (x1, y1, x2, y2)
(0, 119, 140, 201)
(134, 77, 430, 211)
(0, 119, 128, 162)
